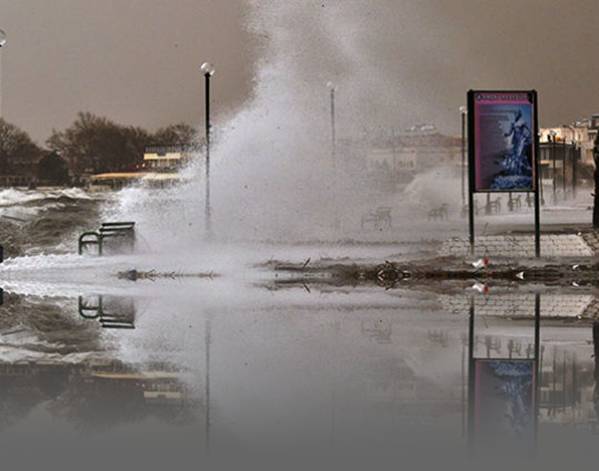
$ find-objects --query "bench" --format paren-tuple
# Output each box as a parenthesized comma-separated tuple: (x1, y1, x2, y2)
(507, 194, 522, 211)
(78, 221, 136, 256)
(485, 197, 501, 215)
(361, 207, 392, 231)
(428, 204, 449, 221)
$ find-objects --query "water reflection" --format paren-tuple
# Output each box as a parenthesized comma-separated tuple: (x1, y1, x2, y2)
(78, 295, 136, 329)
(0, 287, 598, 466)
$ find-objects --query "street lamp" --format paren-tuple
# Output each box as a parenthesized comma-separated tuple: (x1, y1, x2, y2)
(200, 62, 215, 238)
(327, 81, 341, 232)
(459, 106, 467, 208)
(549, 130, 557, 204)
(0, 29, 7, 119)
(327, 81, 336, 168)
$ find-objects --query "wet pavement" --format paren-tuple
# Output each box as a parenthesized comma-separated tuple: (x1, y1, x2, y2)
(2, 275, 599, 469)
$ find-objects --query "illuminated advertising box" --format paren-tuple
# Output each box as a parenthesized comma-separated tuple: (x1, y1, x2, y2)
(471, 91, 537, 192)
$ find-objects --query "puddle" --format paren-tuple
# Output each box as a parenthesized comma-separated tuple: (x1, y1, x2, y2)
(1, 281, 599, 468)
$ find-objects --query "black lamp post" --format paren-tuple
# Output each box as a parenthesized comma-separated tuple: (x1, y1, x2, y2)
(0, 29, 7, 119)
(0, 29, 6, 261)
(201, 62, 215, 237)
(550, 131, 557, 204)
(327, 81, 341, 232)
(327, 81, 336, 168)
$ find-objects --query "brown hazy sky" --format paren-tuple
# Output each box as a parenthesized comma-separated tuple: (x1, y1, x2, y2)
(0, 0, 255, 142)
(1, 0, 599, 143)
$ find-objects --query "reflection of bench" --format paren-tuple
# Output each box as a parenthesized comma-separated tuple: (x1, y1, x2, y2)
(79, 221, 136, 256)
(78, 295, 135, 329)
(428, 204, 449, 221)
(485, 197, 501, 214)
(361, 320, 392, 344)
(361, 207, 392, 231)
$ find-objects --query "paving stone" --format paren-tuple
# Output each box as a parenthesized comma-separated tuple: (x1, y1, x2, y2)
(440, 294, 594, 318)
(439, 234, 594, 258)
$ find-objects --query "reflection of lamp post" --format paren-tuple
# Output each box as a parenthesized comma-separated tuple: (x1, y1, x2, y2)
(460, 106, 467, 207)
(205, 315, 211, 452)
(200, 62, 215, 238)
(0, 29, 7, 118)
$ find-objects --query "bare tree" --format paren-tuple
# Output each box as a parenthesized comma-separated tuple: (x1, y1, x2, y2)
(0, 118, 42, 175)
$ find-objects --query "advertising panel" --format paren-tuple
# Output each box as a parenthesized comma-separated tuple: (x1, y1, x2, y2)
(471, 91, 536, 192)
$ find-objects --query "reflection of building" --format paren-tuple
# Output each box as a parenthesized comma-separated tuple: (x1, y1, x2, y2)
(538, 348, 596, 426)
(0, 360, 199, 429)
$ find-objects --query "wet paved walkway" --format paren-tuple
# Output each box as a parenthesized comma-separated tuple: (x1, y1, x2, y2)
(439, 234, 594, 258)
(440, 293, 596, 319)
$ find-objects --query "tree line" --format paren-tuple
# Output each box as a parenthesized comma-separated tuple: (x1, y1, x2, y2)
(0, 112, 199, 181)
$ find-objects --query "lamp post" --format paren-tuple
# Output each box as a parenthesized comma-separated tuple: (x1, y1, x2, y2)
(327, 81, 336, 168)
(568, 124, 578, 199)
(550, 130, 557, 204)
(0, 29, 7, 119)
(0, 29, 6, 262)
(327, 81, 341, 232)
(562, 138, 567, 199)
(200, 62, 215, 238)
(460, 106, 467, 208)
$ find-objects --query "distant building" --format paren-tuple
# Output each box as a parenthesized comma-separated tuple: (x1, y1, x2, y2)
(141, 145, 194, 171)
(540, 118, 597, 165)
(363, 125, 461, 190)
(89, 145, 194, 189)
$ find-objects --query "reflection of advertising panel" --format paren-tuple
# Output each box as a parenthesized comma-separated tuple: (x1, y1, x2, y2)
(473, 92, 536, 192)
(474, 359, 535, 438)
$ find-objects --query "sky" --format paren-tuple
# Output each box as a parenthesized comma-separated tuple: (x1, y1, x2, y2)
(0, 0, 599, 144)
(0, 0, 256, 142)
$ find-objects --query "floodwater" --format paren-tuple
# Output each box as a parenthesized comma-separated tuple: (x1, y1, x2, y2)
(1, 189, 599, 470)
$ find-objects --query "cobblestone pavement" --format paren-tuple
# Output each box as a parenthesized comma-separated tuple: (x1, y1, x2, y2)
(439, 293, 596, 319)
(439, 234, 594, 258)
